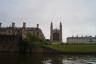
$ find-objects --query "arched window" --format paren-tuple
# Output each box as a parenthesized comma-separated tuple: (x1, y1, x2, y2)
(53, 33, 60, 41)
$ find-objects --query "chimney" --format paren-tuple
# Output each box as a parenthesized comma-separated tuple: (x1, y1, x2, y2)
(0, 23, 2, 28)
(12, 22, 15, 28)
(37, 24, 39, 28)
(23, 22, 26, 28)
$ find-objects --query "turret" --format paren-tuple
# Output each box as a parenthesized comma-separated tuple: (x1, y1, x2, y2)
(12, 22, 15, 28)
(23, 22, 26, 28)
(37, 24, 39, 29)
(37, 24, 39, 38)
(0, 23, 2, 28)
(50, 22, 53, 42)
(60, 22, 62, 31)
(60, 22, 62, 42)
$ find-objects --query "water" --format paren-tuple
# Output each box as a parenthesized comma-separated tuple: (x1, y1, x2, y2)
(0, 53, 96, 64)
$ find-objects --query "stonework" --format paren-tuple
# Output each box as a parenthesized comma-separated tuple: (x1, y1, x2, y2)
(67, 36, 96, 43)
(0, 23, 45, 41)
(50, 22, 62, 43)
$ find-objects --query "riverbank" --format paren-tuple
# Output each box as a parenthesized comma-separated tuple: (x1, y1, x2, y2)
(1, 40, 96, 54)
(44, 44, 96, 54)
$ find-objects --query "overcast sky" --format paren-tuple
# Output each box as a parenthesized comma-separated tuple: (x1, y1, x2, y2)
(0, 0, 96, 42)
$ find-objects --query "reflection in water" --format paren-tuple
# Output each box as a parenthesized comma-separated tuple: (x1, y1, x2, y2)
(42, 54, 96, 64)
(0, 53, 19, 64)
(0, 53, 43, 64)
(0, 53, 96, 64)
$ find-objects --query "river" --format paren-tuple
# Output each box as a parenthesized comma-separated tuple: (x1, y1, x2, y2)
(0, 53, 96, 64)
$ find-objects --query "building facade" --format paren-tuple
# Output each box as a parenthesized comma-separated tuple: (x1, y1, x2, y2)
(0, 22, 45, 41)
(0, 22, 45, 52)
(50, 22, 62, 43)
(67, 36, 96, 43)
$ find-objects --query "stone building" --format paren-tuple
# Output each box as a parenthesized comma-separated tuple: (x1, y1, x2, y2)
(50, 22, 62, 43)
(0, 22, 45, 52)
(67, 36, 96, 43)
(0, 22, 45, 41)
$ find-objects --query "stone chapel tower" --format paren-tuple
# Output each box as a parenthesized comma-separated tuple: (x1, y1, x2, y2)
(50, 22, 53, 42)
(50, 22, 62, 43)
(60, 22, 62, 42)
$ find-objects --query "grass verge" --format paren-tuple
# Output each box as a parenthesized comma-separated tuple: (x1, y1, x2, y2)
(45, 44, 96, 53)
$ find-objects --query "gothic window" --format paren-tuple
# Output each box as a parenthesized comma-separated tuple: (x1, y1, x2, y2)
(53, 33, 60, 41)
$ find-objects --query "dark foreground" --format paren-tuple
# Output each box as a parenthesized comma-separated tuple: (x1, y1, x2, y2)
(0, 52, 96, 64)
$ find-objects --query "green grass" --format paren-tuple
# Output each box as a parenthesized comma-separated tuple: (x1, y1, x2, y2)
(45, 44, 96, 53)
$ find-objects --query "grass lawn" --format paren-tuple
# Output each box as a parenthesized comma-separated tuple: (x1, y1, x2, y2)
(45, 44, 96, 53)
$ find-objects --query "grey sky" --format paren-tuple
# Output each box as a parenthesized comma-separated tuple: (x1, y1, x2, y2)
(0, 0, 96, 42)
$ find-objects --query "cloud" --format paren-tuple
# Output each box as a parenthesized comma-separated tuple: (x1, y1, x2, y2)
(0, 0, 96, 42)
